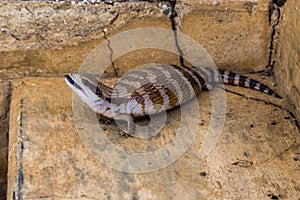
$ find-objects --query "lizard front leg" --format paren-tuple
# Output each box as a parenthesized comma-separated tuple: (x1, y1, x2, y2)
(98, 114, 113, 124)
(114, 114, 136, 137)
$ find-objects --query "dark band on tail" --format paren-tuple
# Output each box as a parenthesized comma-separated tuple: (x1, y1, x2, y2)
(219, 69, 282, 99)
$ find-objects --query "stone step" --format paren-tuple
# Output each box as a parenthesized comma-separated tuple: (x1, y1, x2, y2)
(1, 0, 299, 199)
(0, 0, 273, 81)
(7, 77, 300, 199)
(0, 81, 10, 199)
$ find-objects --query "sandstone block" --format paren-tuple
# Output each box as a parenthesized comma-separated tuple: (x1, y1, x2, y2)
(1, 0, 275, 81)
(274, 0, 300, 122)
(7, 77, 300, 199)
(181, 0, 271, 71)
(0, 80, 10, 199)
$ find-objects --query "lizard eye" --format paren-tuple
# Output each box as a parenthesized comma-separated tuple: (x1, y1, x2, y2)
(81, 77, 99, 93)
(82, 79, 88, 85)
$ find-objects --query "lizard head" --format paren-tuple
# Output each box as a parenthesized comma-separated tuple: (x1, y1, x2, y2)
(65, 73, 114, 117)
(65, 73, 102, 109)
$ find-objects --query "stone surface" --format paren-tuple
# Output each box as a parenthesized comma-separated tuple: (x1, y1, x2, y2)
(7, 77, 299, 199)
(0, 40, 99, 79)
(274, 0, 300, 122)
(180, 0, 271, 71)
(0, 2, 164, 51)
(1, 0, 274, 81)
(0, 80, 10, 199)
(0, 3, 171, 79)
(2, 0, 300, 199)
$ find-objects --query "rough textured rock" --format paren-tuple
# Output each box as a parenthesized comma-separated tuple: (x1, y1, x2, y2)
(181, 0, 271, 71)
(7, 77, 299, 199)
(0, 80, 10, 199)
(1, 0, 274, 81)
(0, 2, 164, 51)
(0, 2, 171, 79)
(2, 0, 300, 199)
(0, 17, 173, 79)
(274, 0, 300, 122)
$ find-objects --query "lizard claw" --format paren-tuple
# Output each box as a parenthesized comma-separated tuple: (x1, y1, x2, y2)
(119, 130, 133, 138)
(98, 115, 112, 124)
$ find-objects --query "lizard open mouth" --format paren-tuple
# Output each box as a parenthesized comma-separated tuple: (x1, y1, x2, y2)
(65, 74, 82, 90)
(64, 74, 88, 98)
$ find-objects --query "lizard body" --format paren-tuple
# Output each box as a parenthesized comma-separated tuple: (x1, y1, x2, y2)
(65, 64, 281, 134)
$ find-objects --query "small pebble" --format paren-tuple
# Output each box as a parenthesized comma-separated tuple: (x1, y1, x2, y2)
(199, 171, 207, 176)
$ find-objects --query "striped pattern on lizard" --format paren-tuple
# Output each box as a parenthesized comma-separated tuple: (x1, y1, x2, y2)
(65, 64, 281, 135)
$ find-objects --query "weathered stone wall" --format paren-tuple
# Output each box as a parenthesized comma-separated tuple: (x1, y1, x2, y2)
(1, 0, 273, 80)
(0, 81, 10, 199)
(1, 0, 299, 199)
(181, 0, 271, 70)
(274, 0, 300, 122)
(0, 2, 164, 51)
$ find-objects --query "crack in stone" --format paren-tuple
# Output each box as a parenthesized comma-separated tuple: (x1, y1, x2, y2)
(24, 5, 34, 16)
(103, 29, 119, 77)
(0, 81, 12, 199)
(266, 0, 287, 75)
(169, 0, 185, 67)
(13, 98, 25, 200)
(1, 29, 33, 41)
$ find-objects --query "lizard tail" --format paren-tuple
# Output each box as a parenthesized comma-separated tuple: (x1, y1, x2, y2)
(219, 69, 282, 99)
